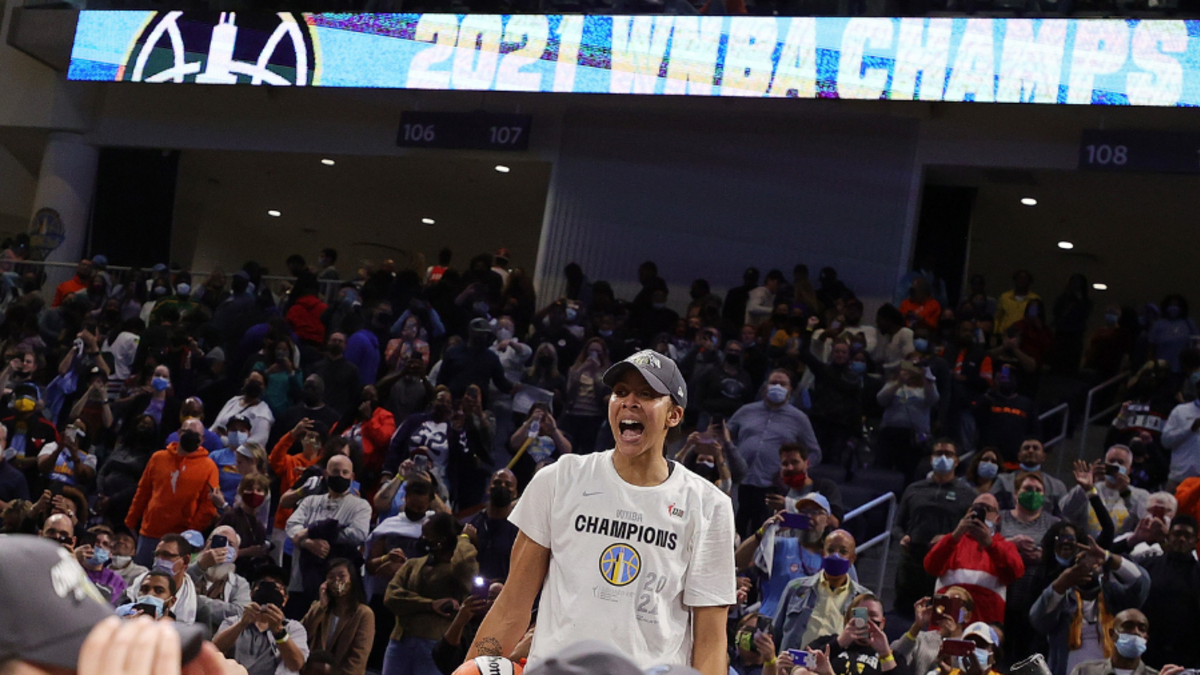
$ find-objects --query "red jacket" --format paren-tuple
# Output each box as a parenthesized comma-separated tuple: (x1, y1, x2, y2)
(924, 530, 1024, 624)
(125, 444, 220, 538)
(286, 295, 328, 345)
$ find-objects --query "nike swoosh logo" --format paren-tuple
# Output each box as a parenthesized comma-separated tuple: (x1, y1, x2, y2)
(582, 491, 603, 497)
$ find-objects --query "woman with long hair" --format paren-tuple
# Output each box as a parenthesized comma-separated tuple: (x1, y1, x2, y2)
(303, 558, 376, 675)
(559, 338, 611, 453)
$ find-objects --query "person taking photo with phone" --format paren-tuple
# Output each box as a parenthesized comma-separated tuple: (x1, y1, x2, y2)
(213, 568, 309, 675)
(735, 494, 837, 619)
(890, 588, 976, 675)
(797, 594, 903, 675)
(923, 493, 1023, 625)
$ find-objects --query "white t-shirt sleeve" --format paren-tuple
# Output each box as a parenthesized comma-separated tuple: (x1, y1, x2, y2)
(38, 442, 57, 457)
(682, 486, 737, 608)
(509, 463, 559, 548)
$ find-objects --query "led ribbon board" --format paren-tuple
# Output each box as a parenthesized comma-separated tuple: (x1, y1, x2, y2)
(68, 11, 1200, 106)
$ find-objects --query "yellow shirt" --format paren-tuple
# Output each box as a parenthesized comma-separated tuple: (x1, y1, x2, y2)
(994, 290, 1041, 335)
(800, 571, 854, 649)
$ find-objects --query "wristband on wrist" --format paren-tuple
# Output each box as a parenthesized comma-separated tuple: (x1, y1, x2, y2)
(756, 528, 765, 539)
(274, 630, 289, 643)
(880, 653, 896, 664)
(764, 657, 777, 666)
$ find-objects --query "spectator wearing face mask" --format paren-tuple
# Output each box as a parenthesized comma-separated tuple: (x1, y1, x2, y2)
(737, 493, 837, 620)
(992, 438, 1068, 510)
(287, 455, 371, 615)
(1110, 492, 1176, 557)
(302, 558, 375, 675)
(107, 529, 149, 589)
(975, 368, 1040, 465)
(728, 369, 821, 537)
(1130, 516, 1200, 669)
(125, 419, 219, 566)
(893, 440, 977, 616)
(1030, 535, 1149, 675)
(214, 569, 309, 675)
(676, 430, 739, 496)
(923, 493, 1023, 625)
(765, 443, 845, 521)
(310, 333, 362, 418)
(214, 373, 275, 447)
(272, 376, 342, 450)
(73, 526, 127, 606)
(119, 534, 198, 625)
(116, 568, 179, 621)
(1148, 295, 1198, 373)
(1000, 472, 1061, 660)
(773, 530, 866, 652)
(382, 512, 478, 675)
(1067, 609, 1188, 675)
(217, 474, 273, 579)
(3, 382, 62, 495)
(890, 587, 976, 675)
(462, 469, 520, 583)
(190, 526, 253, 637)
(1062, 447, 1151, 541)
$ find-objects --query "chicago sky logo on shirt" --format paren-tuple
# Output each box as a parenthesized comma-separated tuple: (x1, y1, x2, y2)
(599, 543, 641, 586)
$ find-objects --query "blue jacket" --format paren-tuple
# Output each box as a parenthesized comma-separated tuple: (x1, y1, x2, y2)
(1029, 558, 1150, 675)
(773, 572, 870, 651)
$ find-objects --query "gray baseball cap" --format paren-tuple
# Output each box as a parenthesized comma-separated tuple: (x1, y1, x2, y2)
(524, 640, 702, 675)
(602, 350, 688, 409)
(0, 535, 204, 669)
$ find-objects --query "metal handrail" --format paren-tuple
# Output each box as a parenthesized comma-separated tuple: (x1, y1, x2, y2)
(1078, 371, 1131, 461)
(841, 491, 897, 596)
(1037, 402, 1070, 474)
(6, 258, 343, 289)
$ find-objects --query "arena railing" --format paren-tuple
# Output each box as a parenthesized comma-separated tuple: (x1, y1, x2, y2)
(1077, 371, 1130, 463)
(840, 491, 896, 597)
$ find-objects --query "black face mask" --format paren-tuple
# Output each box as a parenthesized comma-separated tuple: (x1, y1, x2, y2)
(724, 353, 742, 367)
(301, 388, 321, 406)
(327, 474, 351, 495)
(489, 486, 514, 509)
(134, 427, 157, 445)
(179, 431, 201, 453)
(537, 355, 554, 368)
(327, 345, 344, 358)
(243, 381, 264, 399)
(997, 381, 1017, 396)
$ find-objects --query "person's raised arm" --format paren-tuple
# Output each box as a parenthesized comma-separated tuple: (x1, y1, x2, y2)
(466, 531, 550, 660)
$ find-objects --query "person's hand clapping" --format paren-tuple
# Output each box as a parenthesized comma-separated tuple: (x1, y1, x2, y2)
(1072, 460, 1096, 491)
(912, 597, 932, 634)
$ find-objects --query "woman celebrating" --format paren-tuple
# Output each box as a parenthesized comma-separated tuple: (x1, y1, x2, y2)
(303, 558, 375, 675)
(466, 350, 735, 675)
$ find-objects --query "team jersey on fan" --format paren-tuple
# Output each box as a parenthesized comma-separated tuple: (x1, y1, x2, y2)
(509, 450, 736, 669)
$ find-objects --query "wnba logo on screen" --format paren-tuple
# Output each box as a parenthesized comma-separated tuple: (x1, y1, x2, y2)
(119, 11, 317, 86)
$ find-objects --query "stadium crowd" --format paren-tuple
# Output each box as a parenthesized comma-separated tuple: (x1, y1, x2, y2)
(2, 237, 1200, 675)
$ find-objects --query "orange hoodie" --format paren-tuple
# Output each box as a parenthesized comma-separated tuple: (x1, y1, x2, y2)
(270, 431, 318, 529)
(125, 444, 220, 539)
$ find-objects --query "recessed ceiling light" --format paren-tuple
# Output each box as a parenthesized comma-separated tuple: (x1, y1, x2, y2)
(321, 159, 336, 166)
(495, 165, 510, 173)
(1057, 241, 1074, 250)
(1093, 283, 1108, 291)
(422, 218, 435, 225)
(1021, 197, 1038, 206)
(268, 210, 281, 217)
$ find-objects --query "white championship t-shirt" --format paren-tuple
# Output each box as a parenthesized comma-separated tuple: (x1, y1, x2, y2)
(509, 450, 736, 669)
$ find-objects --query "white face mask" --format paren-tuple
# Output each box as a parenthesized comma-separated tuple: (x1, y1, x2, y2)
(110, 555, 133, 569)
